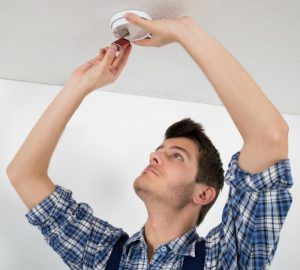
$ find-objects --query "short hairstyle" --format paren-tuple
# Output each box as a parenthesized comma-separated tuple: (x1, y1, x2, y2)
(164, 118, 224, 226)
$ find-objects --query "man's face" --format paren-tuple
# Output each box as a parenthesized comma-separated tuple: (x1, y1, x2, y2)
(133, 137, 199, 210)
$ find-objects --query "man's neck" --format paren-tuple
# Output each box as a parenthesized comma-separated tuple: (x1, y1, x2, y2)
(143, 210, 196, 262)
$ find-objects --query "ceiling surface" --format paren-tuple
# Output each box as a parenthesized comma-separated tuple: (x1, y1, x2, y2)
(1, 0, 299, 115)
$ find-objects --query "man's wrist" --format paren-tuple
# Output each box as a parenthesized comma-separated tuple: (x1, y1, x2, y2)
(61, 83, 90, 100)
(175, 17, 201, 45)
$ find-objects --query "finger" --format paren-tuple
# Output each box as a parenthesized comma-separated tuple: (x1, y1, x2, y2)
(72, 47, 108, 76)
(98, 48, 106, 56)
(75, 60, 94, 75)
(132, 38, 153, 47)
(112, 44, 132, 72)
(99, 47, 108, 53)
(111, 43, 131, 65)
(89, 48, 107, 65)
(76, 48, 106, 71)
(125, 13, 152, 32)
(96, 47, 108, 61)
(101, 45, 119, 67)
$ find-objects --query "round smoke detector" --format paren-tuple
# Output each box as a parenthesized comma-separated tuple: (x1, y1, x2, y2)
(110, 10, 152, 41)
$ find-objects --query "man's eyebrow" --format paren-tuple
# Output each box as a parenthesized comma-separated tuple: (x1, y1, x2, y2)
(155, 145, 191, 160)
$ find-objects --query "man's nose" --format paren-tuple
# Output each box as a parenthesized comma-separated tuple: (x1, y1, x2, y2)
(150, 152, 162, 165)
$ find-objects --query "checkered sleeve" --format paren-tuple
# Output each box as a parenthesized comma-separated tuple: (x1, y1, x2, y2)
(205, 151, 293, 270)
(25, 185, 127, 270)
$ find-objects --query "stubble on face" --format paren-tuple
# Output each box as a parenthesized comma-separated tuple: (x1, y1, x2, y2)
(133, 174, 196, 210)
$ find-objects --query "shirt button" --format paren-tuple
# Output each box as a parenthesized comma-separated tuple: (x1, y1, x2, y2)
(76, 203, 89, 220)
(161, 246, 167, 252)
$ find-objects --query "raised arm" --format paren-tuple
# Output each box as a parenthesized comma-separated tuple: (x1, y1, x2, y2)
(177, 19, 289, 173)
(125, 13, 289, 173)
(6, 44, 132, 209)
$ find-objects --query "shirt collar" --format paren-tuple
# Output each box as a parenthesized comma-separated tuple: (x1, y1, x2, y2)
(167, 226, 201, 257)
(123, 226, 146, 256)
(124, 225, 201, 257)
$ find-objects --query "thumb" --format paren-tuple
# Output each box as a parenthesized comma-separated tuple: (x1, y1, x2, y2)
(132, 38, 153, 47)
(125, 13, 152, 31)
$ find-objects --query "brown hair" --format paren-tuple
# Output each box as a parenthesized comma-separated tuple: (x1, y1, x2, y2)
(164, 118, 224, 226)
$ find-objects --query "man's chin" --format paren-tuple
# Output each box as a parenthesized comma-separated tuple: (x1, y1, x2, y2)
(133, 173, 149, 186)
(133, 177, 151, 199)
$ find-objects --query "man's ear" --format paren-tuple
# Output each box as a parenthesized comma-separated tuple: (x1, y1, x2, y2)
(193, 184, 216, 206)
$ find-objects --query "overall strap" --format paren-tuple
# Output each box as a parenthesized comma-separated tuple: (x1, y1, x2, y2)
(105, 236, 205, 270)
(105, 234, 129, 270)
(182, 239, 206, 270)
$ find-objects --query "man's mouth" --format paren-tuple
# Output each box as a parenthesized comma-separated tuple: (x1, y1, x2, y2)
(144, 166, 159, 176)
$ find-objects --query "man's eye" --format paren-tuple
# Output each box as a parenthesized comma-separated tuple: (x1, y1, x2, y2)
(173, 153, 183, 160)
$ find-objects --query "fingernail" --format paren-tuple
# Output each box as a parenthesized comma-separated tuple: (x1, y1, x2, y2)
(110, 45, 118, 52)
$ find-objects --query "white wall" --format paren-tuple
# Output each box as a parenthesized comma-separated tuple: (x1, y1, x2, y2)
(1, 78, 299, 269)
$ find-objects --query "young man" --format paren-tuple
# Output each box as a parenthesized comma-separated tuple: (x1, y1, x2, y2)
(6, 13, 292, 269)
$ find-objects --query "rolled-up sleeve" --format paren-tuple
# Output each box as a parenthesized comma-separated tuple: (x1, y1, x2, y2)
(25, 185, 127, 270)
(205, 151, 293, 270)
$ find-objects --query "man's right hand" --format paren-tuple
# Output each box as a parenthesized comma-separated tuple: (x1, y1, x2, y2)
(124, 12, 197, 48)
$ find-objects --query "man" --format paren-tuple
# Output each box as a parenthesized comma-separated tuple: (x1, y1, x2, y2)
(6, 12, 292, 269)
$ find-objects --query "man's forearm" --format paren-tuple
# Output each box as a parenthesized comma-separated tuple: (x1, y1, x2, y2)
(7, 85, 87, 178)
(177, 20, 288, 142)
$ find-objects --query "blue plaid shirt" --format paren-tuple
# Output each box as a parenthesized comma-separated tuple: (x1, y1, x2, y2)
(26, 151, 293, 269)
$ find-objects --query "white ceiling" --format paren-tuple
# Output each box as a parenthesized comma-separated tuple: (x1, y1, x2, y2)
(1, 0, 299, 115)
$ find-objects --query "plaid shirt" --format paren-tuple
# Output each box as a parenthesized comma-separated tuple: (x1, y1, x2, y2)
(26, 151, 293, 269)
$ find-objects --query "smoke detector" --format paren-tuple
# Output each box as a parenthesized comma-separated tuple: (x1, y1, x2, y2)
(110, 10, 152, 41)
